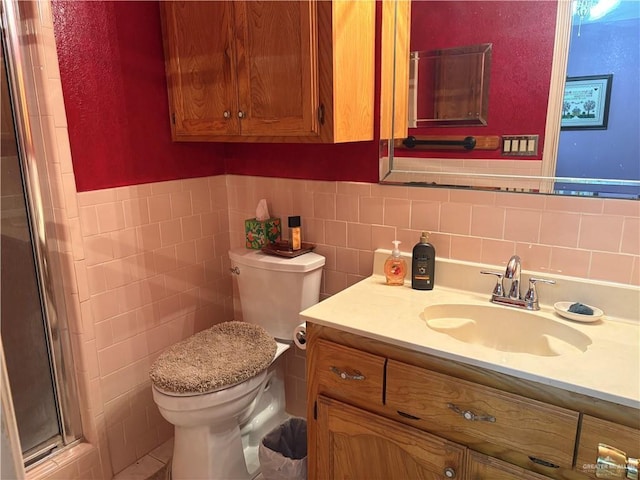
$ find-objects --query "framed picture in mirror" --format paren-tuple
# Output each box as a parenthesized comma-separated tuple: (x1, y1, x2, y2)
(561, 74, 613, 130)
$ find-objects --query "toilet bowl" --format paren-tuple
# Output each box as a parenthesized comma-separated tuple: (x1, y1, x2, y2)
(152, 341, 292, 479)
(149, 248, 325, 480)
(153, 371, 268, 480)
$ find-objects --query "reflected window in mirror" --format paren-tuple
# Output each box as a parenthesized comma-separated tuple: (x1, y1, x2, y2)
(555, 1, 639, 198)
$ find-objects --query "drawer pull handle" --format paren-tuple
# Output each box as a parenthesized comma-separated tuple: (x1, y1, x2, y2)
(397, 410, 421, 421)
(529, 456, 560, 469)
(447, 403, 496, 423)
(596, 444, 639, 479)
(444, 467, 456, 478)
(330, 366, 365, 381)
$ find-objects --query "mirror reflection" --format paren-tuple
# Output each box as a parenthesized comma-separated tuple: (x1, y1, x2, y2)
(380, 0, 640, 199)
(409, 43, 492, 127)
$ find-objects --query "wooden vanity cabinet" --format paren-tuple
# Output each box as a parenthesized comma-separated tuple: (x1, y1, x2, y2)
(160, 1, 374, 143)
(307, 323, 640, 480)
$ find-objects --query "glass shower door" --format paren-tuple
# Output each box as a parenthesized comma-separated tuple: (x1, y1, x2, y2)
(1, 29, 63, 464)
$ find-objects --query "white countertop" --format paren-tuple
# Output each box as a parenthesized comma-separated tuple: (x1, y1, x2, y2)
(300, 255, 640, 410)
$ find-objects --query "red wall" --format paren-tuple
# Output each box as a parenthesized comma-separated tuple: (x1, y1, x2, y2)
(52, 1, 380, 192)
(52, 1, 230, 192)
(407, 1, 557, 161)
(52, 1, 556, 192)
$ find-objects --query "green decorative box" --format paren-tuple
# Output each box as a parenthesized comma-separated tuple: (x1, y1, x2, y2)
(245, 217, 281, 249)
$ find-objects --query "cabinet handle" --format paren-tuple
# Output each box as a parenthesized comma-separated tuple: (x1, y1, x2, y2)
(397, 410, 421, 421)
(330, 366, 365, 381)
(597, 444, 639, 479)
(529, 456, 560, 469)
(223, 110, 231, 119)
(317, 104, 325, 125)
(447, 403, 496, 423)
(238, 110, 246, 119)
(443, 466, 456, 478)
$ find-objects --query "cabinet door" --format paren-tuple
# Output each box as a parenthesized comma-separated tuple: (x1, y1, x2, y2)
(233, 1, 318, 137)
(466, 451, 552, 480)
(316, 395, 465, 480)
(160, 1, 240, 139)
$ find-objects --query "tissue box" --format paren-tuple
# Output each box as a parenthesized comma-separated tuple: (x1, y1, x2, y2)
(245, 217, 281, 249)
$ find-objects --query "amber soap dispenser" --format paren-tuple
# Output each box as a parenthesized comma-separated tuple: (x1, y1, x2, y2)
(384, 240, 407, 285)
(411, 232, 435, 290)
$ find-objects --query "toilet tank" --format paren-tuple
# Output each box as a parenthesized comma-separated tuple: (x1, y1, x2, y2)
(229, 248, 325, 341)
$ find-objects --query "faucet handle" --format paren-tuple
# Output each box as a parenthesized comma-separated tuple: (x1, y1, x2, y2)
(525, 277, 556, 307)
(480, 271, 504, 297)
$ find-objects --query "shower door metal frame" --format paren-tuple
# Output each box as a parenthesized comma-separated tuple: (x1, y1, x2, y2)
(1, 0, 83, 466)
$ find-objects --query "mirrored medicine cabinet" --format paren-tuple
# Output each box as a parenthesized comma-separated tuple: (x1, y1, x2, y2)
(379, 0, 640, 199)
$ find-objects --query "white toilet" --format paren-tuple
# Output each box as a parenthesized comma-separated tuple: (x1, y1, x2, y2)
(150, 247, 325, 480)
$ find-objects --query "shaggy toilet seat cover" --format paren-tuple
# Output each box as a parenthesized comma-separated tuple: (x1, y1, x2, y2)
(149, 321, 277, 394)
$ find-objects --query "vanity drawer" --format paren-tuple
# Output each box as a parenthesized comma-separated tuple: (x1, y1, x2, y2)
(385, 360, 580, 469)
(576, 415, 640, 478)
(312, 339, 385, 407)
(467, 450, 553, 480)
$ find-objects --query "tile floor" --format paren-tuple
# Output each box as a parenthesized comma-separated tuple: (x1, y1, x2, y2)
(113, 439, 266, 480)
(113, 439, 172, 480)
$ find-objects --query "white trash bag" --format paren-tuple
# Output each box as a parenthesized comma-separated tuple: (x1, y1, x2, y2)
(258, 418, 307, 480)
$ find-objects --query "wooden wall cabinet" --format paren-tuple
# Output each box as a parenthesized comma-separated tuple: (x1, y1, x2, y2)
(307, 324, 640, 480)
(160, 1, 374, 143)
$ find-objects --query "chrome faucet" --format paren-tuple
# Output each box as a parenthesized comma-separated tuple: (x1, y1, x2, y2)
(504, 255, 522, 300)
(481, 255, 555, 310)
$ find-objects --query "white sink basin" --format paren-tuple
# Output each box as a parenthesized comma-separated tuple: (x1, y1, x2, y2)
(423, 304, 592, 356)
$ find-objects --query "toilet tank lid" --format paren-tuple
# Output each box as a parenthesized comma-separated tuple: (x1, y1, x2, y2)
(229, 248, 325, 273)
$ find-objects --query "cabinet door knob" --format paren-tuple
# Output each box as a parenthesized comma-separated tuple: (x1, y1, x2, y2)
(238, 110, 246, 119)
(443, 466, 456, 478)
(317, 104, 325, 125)
(223, 110, 231, 119)
(330, 366, 365, 381)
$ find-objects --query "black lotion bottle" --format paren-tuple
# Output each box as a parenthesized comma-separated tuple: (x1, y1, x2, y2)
(411, 232, 435, 290)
